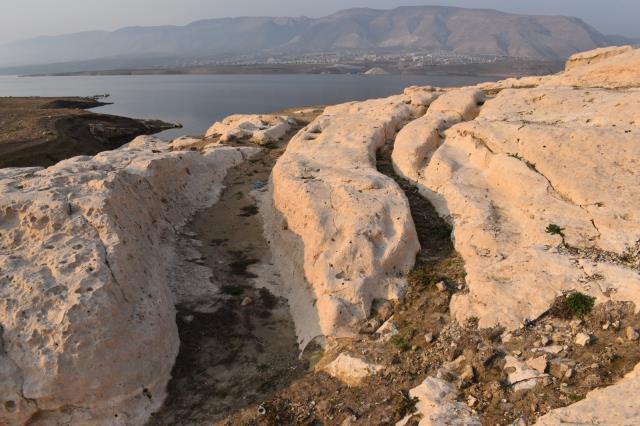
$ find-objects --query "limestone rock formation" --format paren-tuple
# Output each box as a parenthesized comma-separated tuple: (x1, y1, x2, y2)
(264, 92, 431, 347)
(393, 46, 640, 330)
(205, 114, 293, 145)
(389, 46, 640, 424)
(0, 136, 257, 424)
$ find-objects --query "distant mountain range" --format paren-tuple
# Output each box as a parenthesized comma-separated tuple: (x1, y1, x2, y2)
(0, 6, 637, 73)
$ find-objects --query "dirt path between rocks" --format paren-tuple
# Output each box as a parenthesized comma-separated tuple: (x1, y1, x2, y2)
(147, 110, 320, 425)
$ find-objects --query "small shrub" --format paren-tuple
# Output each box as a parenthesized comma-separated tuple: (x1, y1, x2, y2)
(397, 391, 420, 417)
(564, 292, 595, 318)
(430, 222, 453, 240)
(546, 223, 566, 238)
(408, 267, 439, 288)
(391, 335, 411, 352)
(221, 285, 244, 296)
(569, 393, 585, 402)
(256, 363, 271, 373)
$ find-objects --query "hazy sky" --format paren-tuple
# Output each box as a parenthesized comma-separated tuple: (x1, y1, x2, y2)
(1, 0, 639, 44)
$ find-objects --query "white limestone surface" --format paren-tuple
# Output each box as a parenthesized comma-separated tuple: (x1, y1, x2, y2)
(0, 136, 257, 425)
(265, 94, 423, 348)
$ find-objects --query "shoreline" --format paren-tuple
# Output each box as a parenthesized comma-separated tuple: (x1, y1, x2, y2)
(0, 96, 180, 168)
(17, 59, 563, 79)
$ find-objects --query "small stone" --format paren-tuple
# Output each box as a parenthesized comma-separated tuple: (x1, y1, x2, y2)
(626, 326, 640, 341)
(183, 315, 194, 323)
(241, 297, 253, 306)
(533, 345, 565, 354)
(549, 359, 575, 379)
(602, 321, 611, 330)
(460, 365, 475, 382)
(575, 332, 592, 347)
(544, 324, 554, 333)
(424, 332, 434, 343)
(526, 356, 548, 373)
(376, 318, 399, 342)
(540, 336, 551, 346)
(612, 320, 621, 330)
(502, 332, 513, 343)
(467, 395, 477, 407)
(359, 318, 382, 334)
(436, 281, 447, 292)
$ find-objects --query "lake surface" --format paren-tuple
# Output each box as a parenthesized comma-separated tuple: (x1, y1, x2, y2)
(0, 74, 497, 140)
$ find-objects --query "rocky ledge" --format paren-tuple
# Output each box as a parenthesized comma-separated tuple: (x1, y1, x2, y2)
(0, 137, 258, 423)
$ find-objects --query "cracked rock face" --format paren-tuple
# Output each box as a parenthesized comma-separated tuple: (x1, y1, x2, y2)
(264, 94, 427, 348)
(0, 137, 257, 424)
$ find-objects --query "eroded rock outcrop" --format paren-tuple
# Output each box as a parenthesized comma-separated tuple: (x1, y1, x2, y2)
(0, 137, 257, 424)
(393, 46, 640, 330)
(205, 114, 293, 144)
(390, 46, 640, 423)
(264, 92, 431, 347)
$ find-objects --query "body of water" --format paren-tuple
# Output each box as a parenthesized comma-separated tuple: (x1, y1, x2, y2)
(0, 74, 497, 140)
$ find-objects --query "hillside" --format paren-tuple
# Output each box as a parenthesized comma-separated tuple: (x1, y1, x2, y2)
(0, 6, 614, 69)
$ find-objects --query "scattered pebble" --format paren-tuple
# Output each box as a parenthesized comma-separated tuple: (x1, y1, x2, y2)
(575, 332, 592, 347)
(526, 356, 548, 373)
(424, 332, 434, 343)
(626, 326, 640, 341)
(241, 297, 254, 306)
(436, 281, 447, 292)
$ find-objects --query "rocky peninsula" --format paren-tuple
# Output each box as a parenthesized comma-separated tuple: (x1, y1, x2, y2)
(0, 97, 179, 168)
(0, 46, 639, 425)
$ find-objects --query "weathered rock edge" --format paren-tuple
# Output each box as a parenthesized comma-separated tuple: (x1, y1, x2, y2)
(263, 89, 435, 347)
(0, 137, 258, 424)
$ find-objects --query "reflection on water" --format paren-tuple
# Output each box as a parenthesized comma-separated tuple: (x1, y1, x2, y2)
(0, 74, 497, 139)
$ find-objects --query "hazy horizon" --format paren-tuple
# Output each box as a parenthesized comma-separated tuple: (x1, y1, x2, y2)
(1, 0, 639, 44)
